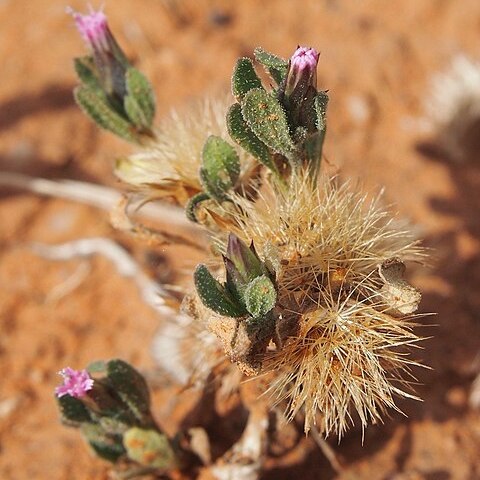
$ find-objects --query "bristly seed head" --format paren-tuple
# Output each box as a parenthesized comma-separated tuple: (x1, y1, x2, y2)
(115, 96, 255, 205)
(206, 172, 426, 436)
(55, 367, 94, 398)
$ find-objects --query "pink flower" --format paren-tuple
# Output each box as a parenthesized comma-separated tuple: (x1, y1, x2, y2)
(67, 6, 110, 52)
(55, 367, 94, 398)
(290, 46, 320, 73)
(285, 46, 320, 97)
(68, 6, 129, 97)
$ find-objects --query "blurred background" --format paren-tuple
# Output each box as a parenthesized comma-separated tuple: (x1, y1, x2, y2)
(1, 1, 479, 478)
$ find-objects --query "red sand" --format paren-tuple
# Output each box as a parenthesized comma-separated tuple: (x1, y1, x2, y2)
(1, 1, 479, 478)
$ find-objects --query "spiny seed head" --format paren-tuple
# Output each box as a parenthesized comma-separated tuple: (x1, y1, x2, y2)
(264, 289, 421, 437)
(219, 174, 424, 281)
(115, 96, 254, 205)
(425, 55, 480, 162)
(426, 55, 480, 128)
(151, 294, 230, 387)
(208, 172, 425, 435)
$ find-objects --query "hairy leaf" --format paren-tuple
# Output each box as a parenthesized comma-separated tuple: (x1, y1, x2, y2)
(232, 57, 263, 99)
(194, 264, 246, 317)
(241, 88, 295, 158)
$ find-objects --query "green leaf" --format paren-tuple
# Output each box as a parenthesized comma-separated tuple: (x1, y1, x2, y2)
(293, 126, 308, 145)
(253, 47, 288, 69)
(81, 423, 126, 463)
(194, 264, 246, 317)
(124, 427, 177, 469)
(305, 90, 329, 177)
(57, 394, 92, 425)
(124, 96, 149, 131)
(87, 360, 107, 374)
(315, 90, 329, 133)
(74, 85, 139, 143)
(74, 56, 101, 91)
(227, 103, 276, 172)
(124, 67, 156, 129)
(289, 85, 317, 132)
(232, 57, 263, 100)
(106, 360, 151, 424)
(304, 130, 326, 169)
(253, 47, 288, 86)
(200, 135, 240, 201)
(244, 275, 277, 317)
(185, 191, 210, 223)
(99, 416, 131, 435)
(304, 130, 325, 171)
(241, 88, 295, 158)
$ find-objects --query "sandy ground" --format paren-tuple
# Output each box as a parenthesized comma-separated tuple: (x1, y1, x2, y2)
(1, 1, 480, 478)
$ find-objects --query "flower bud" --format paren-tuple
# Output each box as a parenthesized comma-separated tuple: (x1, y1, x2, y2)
(226, 233, 265, 283)
(285, 46, 319, 98)
(68, 6, 129, 99)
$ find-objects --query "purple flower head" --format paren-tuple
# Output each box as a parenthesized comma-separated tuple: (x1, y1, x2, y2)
(55, 367, 94, 399)
(68, 6, 129, 97)
(290, 47, 320, 73)
(67, 6, 110, 52)
(67, 6, 115, 52)
(226, 233, 264, 282)
(285, 46, 320, 97)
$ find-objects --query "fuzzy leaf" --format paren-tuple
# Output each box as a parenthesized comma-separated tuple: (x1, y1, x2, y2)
(99, 416, 131, 435)
(303, 130, 326, 173)
(194, 264, 246, 317)
(88, 439, 125, 463)
(124, 67, 156, 128)
(241, 88, 294, 158)
(106, 359, 151, 424)
(254, 47, 288, 86)
(57, 394, 92, 425)
(303, 90, 329, 174)
(315, 90, 329, 133)
(293, 126, 308, 145)
(185, 191, 210, 223)
(74, 56, 101, 91)
(289, 85, 317, 132)
(81, 423, 126, 463)
(244, 275, 277, 317)
(124, 96, 149, 131)
(74, 85, 138, 143)
(124, 427, 176, 469)
(227, 103, 275, 172)
(253, 47, 288, 69)
(200, 136, 240, 201)
(87, 360, 107, 374)
(232, 57, 263, 100)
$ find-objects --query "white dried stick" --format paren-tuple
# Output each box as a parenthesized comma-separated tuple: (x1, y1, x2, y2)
(0, 171, 201, 237)
(30, 237, 172, 314)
